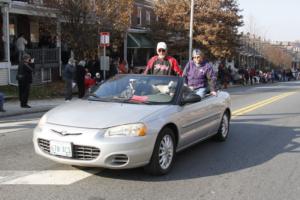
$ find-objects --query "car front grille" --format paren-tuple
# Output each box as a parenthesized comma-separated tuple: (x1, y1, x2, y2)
(38, 138, 100, 161)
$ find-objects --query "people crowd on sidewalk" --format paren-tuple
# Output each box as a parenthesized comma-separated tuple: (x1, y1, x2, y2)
(2, 40, 300, 114)
(60, 41, 300, 103)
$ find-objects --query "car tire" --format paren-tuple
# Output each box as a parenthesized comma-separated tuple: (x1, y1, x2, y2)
(214, 111, 230, 141)
(144, 127, 176, 176)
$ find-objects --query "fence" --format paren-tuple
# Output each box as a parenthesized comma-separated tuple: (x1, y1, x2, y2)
(10, 48, 60, 85)
(26, 48, 60, 67)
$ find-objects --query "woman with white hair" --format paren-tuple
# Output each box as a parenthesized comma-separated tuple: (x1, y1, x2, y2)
(183, 49, 217, 98)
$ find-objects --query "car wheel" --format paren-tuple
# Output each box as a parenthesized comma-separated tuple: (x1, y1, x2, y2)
(144, 127, 176, 175)
(214, 112, 230, 141)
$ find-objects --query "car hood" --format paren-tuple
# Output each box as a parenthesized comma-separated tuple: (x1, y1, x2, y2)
(46, 100, 168, 129)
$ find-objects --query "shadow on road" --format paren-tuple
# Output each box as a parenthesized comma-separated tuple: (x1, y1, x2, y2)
(95, 119, 300, 181)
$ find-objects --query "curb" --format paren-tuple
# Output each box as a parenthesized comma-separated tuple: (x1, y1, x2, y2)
(4, 96, 18, 101)
(0, 106, 54, 119)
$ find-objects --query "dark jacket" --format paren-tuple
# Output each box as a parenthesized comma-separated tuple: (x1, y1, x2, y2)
(17, 62, 35, 84)
(63, 63, 75, 81)
(75, 65, 86, 84)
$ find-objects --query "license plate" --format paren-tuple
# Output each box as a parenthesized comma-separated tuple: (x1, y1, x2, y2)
(50, 141, 72, 158)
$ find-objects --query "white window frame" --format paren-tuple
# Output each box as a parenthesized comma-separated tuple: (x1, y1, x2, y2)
(137, 7, 142, 26)
(41, 68, 52, 83)
(146, 11, 151, 26)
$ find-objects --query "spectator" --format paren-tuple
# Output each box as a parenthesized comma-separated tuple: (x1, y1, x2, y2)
(118, 57, 128, 74)
(218, 63, 230, 89)
(271, 69, 275, 83)
(108, 57, 118, 78)
(84, 73, 96, 92)
(249, 67, 256, 85)
(16, 53, 35, 108)
(75, 60, 86, 98)
(15, 33, 27, 63)
(244, 68, 250, 85)
(63, 58, 76, 101)
(282, 69, 286, 82)
(0, 92, 5, 112)
(95, 72, 102, 84)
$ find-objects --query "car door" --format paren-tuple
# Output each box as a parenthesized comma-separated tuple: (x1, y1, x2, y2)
(198, 94, 223, 136)
(175, 87, 218, 149)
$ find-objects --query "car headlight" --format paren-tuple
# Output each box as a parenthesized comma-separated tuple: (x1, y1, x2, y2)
(37, 115, 47, 128)
(104, 123, 147, 137)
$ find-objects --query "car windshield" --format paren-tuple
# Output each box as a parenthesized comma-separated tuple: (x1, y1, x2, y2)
(89, 75, 179, 104)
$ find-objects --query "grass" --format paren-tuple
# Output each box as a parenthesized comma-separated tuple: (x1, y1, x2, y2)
(0, 81, 65, 100)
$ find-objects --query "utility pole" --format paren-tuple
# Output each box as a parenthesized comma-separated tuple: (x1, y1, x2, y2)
(189, 0, 194, 61)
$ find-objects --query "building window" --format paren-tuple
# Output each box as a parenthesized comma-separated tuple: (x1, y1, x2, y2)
(41, 68, 51, 82)
(30, 21, 39, 44)
(137, 7, 142, 26)
(146, 11, 151, 26)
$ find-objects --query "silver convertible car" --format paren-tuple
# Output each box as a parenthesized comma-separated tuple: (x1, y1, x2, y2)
(33, 75, 231, 175)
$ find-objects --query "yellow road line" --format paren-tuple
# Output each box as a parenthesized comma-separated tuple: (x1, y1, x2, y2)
(232, 92, 296, 118)
(232, 93, 292, 115)
(232, 93, 288, 115)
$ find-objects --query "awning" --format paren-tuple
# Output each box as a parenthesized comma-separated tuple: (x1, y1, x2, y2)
(127, 33, 155, 49)
(10, 3, 57, 18)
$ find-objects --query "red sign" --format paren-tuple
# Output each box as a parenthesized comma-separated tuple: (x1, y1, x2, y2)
(100, 32, 110, 47)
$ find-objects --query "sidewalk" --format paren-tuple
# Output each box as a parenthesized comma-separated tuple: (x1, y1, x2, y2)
(0, 98, 66, 118)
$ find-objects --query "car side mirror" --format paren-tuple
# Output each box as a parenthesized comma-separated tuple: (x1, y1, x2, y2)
(181, 93, 201, 105)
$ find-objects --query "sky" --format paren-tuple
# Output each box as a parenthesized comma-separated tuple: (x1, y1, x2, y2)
(238, 0, 300, 42)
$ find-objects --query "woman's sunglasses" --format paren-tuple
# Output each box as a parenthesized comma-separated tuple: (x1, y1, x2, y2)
(158, 49, 166, 53)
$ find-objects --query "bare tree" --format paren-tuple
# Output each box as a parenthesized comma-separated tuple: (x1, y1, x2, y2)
(151, 0, 243, 59)
(45, 0, 134, 58)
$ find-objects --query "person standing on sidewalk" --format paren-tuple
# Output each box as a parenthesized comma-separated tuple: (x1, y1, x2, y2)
(16, 33, 27, 64)
(16, 53, 35, 108)
(63, 58, 76, 101)
(0, 92, 5, 112)
(218, 62, 229, 89)
(75, 60, 86, 98)
(183, 49, 217, 98)
(144, 42, 182, 76)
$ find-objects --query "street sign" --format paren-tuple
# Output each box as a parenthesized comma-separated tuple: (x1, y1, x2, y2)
(100, 56, 110, 71)
(100, 32, 110, 47)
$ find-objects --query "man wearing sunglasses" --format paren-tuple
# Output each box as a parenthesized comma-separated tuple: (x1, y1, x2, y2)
(183, 49, 217, 98)
(144, 42, 182, 76)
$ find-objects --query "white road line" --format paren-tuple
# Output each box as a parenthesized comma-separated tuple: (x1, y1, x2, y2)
(0, 120, 38, 134)
(0, 169, 102, 185)
(251, 86, 300, 90)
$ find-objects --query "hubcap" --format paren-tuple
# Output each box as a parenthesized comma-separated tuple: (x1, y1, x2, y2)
(221, 114, 229, 138)
(158, 134, 174, 170)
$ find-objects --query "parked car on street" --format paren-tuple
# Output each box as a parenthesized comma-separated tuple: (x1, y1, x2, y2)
(33, 75, 231, 175)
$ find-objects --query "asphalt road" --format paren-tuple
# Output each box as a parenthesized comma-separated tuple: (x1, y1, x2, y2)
(0, 81, 300, 200)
